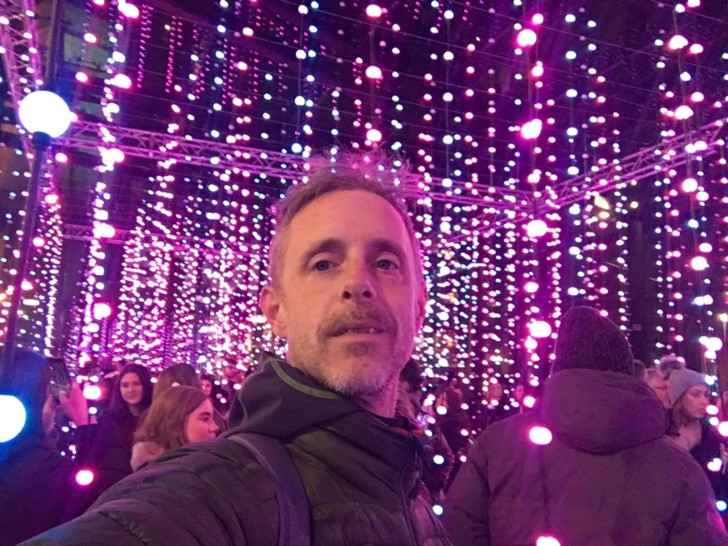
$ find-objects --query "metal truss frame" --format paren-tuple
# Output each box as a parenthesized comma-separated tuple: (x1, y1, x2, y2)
(3, 3, 727, 244)
(538, 118, 728, 214)
(61, 121, 529, 209)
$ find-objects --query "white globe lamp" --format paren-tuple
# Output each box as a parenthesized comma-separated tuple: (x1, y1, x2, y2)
(17, 90, 72, 138)
(0, 394, 26, 442)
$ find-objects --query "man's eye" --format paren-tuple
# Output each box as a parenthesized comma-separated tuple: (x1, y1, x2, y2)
(314, 261, 331, 271)
(376, 259, 397, 270)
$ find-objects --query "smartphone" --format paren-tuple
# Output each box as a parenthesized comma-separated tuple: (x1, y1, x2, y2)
(48, 357, 72, 398)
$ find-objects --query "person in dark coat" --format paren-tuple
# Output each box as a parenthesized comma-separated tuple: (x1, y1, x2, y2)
(24, 157, 450, 545)
(667, 369, 728, 509)
(0, 351, 94, 544)
(444, 306, 728, 546)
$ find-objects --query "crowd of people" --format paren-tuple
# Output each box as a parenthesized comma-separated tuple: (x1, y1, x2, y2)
(2, 156, 727, 545)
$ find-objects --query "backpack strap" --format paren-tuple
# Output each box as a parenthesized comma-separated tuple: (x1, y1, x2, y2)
(228, 432, 310, 546)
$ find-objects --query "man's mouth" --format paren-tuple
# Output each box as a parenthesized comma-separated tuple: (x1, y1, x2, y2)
(330, 324, 385, 337)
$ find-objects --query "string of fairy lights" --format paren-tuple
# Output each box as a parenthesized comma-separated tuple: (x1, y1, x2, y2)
(0, 0, 726, 408)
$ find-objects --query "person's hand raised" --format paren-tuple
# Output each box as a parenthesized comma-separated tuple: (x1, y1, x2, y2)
(59, 381, 89, 426)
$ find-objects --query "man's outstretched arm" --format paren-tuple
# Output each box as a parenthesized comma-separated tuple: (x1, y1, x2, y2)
(22, 440, 279, 545)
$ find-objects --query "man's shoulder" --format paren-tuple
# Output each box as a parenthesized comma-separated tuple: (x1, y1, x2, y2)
(148, 435, 270, 474)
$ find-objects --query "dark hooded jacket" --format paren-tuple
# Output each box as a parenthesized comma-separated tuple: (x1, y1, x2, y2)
(23, 357, 450, 545)
(445, 369, 728, 546)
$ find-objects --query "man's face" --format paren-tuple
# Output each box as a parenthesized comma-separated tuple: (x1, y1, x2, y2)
(261, 190, 426, 398)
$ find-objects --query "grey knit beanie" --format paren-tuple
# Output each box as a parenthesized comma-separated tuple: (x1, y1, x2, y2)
(552, 307, 634, 375)
(667, 368, 707, 406)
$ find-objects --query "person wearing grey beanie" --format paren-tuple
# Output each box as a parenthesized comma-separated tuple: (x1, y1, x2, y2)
(667, 368, 710, 452)
(668, 369, 708, 408)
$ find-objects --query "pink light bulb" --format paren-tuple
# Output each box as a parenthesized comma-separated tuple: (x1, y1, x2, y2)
(718, 422, 728, 437)
(529, 426, 553, 446)
(521, 119, 543, 140)
(536, 536, 561, 546)
(529, 320, 552, 339)
(690, 256, 708, 271)
(365, 4, 383, 18)
(75, 469, 95, 486)
(93, 302, 112, 320)
(366, 128, 383, 142)
(524, 281, 539, 293)
(119, 2, 140, 18)
(83, 384, 102, 401)
(667, 34, 688, 51)
(516, 29, 537, 48)
(525, 219, 548, 238)
(681, 178, 698, 192)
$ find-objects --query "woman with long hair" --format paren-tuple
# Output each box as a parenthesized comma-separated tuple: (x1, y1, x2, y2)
(72, 364, 153, 488)
(131, 386, 220, 471)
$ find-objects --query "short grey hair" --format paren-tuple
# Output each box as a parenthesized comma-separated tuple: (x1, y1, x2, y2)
(268, 155, 423, 288)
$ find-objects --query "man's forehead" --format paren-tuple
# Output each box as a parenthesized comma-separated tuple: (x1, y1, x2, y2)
(286, 190, 411, 244)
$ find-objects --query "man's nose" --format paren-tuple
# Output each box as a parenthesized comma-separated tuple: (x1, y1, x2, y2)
(342, 261, 375, 301)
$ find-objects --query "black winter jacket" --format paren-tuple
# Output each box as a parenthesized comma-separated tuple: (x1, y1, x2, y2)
(24, 357, 450, 545)
(445, 369, 728, 546)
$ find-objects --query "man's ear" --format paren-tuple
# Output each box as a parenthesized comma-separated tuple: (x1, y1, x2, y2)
(260, 285, 288, 339)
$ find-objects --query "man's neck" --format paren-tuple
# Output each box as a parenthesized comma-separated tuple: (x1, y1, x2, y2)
(350, 380, 398, 418)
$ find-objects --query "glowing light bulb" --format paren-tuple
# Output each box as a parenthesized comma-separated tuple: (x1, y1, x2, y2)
(83, 384, 102, 400)
(674, 105, 694, 120)
(529, 426, 553, 446)
(701, 337, 723, 352)
(521, 119, 543, 140)
(365, 4, 382, 18)
(690, 256, 708, 271)
(680, 178, 698, 193)
(110, 73, 133, 89)
(718, 422, 728, 437)
(366, 128, 383, 142)
(516, 29, 537, 48)
(667, 34, 688, 50)
(365, 65, 383, 79)
(524, 395, 536, 409)
(525, 219, 548, 238)
(75, 469, 95, 486)
(529, 320, 552, 339)
(119, 2, 140, 18)
(93, 302, 112, 320)
(0, 395, 26, 442)
(524, 281, 539, 293)
(18, 90, 72, 138)
(708, 458, 722, 472)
